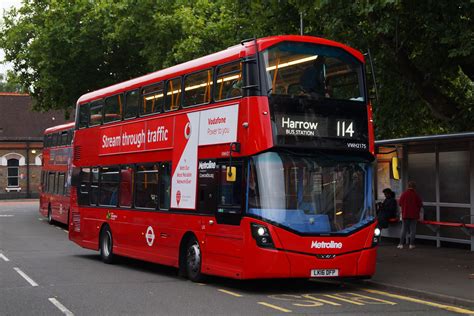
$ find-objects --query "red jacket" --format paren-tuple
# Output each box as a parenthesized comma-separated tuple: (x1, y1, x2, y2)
(399, 188, 423, 219)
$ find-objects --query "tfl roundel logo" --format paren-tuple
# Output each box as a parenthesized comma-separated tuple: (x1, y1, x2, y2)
(184, 122, 191, 140)
(145, 226, 155, 246)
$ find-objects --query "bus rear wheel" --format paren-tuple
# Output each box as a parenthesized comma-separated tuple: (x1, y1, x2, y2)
(47, 205, 53, 225)
(186, 238, 204, 282)
(99, 226, 115, 264)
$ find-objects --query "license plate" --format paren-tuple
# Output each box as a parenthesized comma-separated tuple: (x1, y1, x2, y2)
(310, 269, 339, 277)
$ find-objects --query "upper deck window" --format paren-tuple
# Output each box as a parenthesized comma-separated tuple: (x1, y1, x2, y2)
(60, 131, 68, 146)
(89, 101, 103, 127)
(124, 90, 139, 119)
(104, 94, 124, 123)
(183, 69, 212, 107)
(142, 82, 164, 115)
(261, 42, 365, 102)
(164, 77, 181, 112)
(214, 61, 242, 101)
(78, 103, 89, 129)
(52, 133, 59, 147)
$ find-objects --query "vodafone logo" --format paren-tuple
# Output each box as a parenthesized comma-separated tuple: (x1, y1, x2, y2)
(184, 122, 191, 140)
(311, 240, 343, 249)
(146, 226, 155, 246)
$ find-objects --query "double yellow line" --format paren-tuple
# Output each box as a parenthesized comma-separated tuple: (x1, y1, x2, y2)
(363, 289, 474, 315)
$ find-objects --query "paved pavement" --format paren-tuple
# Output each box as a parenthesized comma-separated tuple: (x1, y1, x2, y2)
(361, 239, 474, 308)
(1, 200, 474, 315)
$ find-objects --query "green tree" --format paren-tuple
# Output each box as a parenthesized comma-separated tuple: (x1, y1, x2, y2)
(295, 0, 474, 137)
(1, 0, 472, 137)
(0, 72, 22, 92)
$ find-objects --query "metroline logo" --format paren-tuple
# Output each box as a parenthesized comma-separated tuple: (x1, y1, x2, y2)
(311, 240, 343, 249)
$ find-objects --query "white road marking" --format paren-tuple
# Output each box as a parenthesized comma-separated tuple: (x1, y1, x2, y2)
(0, 253, 10, 262)
(0, 215, 14, 217)
(13, 267, 38, 287)
(48, 298, 74, 316)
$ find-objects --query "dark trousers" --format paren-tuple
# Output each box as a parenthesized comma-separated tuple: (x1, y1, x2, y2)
(400, 219, 417, 245)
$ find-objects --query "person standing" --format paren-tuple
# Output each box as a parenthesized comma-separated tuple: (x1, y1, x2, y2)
(397, 181, 423, 249)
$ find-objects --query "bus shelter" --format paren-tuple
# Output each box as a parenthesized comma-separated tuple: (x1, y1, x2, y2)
(375, 132, 474, 251)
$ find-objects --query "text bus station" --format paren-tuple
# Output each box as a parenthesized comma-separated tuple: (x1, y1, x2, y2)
(40, 122, 74, 225)
(69, 35, 379, 281)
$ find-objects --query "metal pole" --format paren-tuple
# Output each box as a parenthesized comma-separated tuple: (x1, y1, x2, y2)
(300, 12, 304, 35)
(26, 141, 30, 198)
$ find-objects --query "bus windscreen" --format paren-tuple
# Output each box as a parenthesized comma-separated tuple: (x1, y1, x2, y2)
(247, 152, 373, 234)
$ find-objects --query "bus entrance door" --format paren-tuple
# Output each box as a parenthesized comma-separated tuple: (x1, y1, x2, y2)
(201, 162, 244, 279)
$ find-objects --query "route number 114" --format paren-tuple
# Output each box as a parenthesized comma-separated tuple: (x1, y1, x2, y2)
(336, 121, 354, 137)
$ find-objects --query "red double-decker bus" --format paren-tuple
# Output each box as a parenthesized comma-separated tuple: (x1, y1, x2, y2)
(40, 122, 74, 225)
(69, 35, 378, 281)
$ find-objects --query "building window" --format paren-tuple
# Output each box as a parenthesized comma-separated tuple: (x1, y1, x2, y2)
(7, 158, 19, 187)
(35, 154, 43, 166)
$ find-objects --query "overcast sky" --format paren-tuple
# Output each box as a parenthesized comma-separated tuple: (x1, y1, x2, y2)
(0, 0, 23, 75)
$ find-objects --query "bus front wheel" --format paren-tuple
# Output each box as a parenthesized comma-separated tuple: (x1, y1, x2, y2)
(99, 226, 115, 264)
(186, 238, 204, 282)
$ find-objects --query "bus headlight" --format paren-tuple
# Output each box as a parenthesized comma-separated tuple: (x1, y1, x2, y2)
(251, 223, 275, 249)
(372, 227, 381, 246)
(374, 228, 381, 237)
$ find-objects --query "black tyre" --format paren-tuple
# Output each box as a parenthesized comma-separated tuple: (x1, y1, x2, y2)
(99, 226, 115, 264)
(185, 237, 205, 282)
(47, 205, 53, 225)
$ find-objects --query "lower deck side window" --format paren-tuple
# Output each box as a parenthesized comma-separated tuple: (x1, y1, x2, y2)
(135, 164, 159, 209)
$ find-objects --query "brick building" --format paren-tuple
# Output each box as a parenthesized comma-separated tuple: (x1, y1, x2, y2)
(0, 93, 70, 199)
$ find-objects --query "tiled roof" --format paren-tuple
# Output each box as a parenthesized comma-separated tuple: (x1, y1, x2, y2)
(0, 94, 72, 139)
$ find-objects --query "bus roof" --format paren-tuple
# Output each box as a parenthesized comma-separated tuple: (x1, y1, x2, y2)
(44, 122, 75, 134)
(77, 35, 364, 105)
